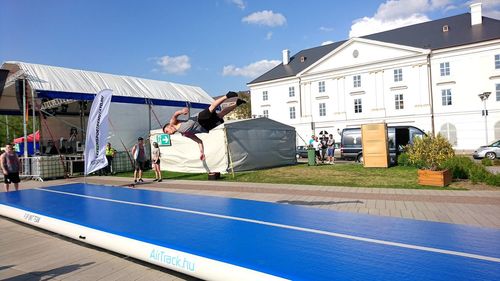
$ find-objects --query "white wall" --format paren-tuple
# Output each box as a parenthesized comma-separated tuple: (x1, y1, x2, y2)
(250, 38, 500, 150)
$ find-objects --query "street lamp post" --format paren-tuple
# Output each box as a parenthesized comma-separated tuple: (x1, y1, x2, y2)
(478, 91, 491, 145)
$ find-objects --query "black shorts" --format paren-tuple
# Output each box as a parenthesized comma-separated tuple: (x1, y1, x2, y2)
(4, 172, 20, 184)
(134, 160, 145, 171)
(197, 108, 224, 131)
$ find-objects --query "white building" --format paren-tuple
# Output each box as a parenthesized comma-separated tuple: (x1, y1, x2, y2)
(248, 4, 500, 151)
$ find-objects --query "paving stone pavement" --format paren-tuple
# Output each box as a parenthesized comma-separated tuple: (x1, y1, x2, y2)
(1, 176, 499, 280)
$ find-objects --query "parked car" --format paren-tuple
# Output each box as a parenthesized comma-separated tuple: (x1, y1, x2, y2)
(296, 145, 309, 158)
(473, 140, 500, 160)
(340, 126, 425, 164)
(333, 142, 342, 160)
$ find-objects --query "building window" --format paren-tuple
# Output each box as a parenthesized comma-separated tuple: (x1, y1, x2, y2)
(440, 62, 450, 76)
(319, 103, 326, 116)
(289, 107, 296, 119)
(441, 89, 452, 106)
(262, 91, 268, 101)
(496, 54, 500, 69)
(394, 68, 403, 82)
(496, 84, 500, 101)
(395, 94, 404, 110)
(353, 75, 361, 88)
(318, 81, 325, 93)
(263, 109, 269, 118)
(354, 98, 362, 113)
(289, 86, 295, 97)
(440, 123, 457, 146)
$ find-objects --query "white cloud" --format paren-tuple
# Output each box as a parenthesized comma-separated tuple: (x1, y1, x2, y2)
(321, 41, 334, 46)
(228, 0, 245, 10)
(266, 31, 273, 40)
(350, 14, 429, 37)
(242, 10, 287, 27)
(156, 55, 191, 75)
(349, 0, 457, 37)
(319, 26, 335, 32)
(222, 59, 280, 78)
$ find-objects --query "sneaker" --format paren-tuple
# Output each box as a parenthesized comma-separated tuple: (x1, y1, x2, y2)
(158, 179, 162, 182)
(236, 99, 247, 106)
(226, 91, 238, 98)
(134, 179, 137, 183)
(139, 178, 144, 182)
(153, 178, 158, 182)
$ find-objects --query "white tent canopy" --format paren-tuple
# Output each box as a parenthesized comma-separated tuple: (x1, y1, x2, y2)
(152, 118, 297, 174)
(0, 61, 214, 154)
(0, 61, 213, 111)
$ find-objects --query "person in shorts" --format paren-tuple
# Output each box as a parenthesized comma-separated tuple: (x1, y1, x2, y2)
(1, 144, 21, 192)
(131, 137, 146, 183)
(327, 134, 336, 164)
(152, 142, 162, 182)
(162, 91, 246, 161)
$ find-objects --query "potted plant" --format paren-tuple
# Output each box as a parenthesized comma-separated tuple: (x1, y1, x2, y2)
(406, 134, 454, 187)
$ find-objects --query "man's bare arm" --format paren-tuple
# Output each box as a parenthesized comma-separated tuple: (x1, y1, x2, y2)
(169, 108, 189, 126)
(184, 134, 205, 161)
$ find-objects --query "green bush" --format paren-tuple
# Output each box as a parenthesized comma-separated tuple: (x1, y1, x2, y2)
(406, 134, 455, 170)
(493, 159, 500, 166)
(443, 156, 474, 179)
(397, 153, 411, 167)
(481, 158, 493, 166)
(442, 156, 500, 186)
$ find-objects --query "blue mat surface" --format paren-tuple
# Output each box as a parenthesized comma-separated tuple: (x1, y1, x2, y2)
(1, 183, 499, 280)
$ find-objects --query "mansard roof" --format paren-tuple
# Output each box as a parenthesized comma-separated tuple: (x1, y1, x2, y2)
(249, 13, 500, 85)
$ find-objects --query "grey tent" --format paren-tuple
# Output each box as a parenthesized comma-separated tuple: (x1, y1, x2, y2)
(151, 118, 297, 173)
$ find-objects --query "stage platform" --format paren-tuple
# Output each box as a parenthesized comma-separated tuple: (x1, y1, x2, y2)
(0, 183, 499, 280)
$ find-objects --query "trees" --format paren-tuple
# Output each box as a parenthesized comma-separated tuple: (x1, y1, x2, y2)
(0, 116, 36, 146)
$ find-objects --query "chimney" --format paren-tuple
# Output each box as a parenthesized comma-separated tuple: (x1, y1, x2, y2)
(470, 3, 482, 26)
(282, 49, 290, 65)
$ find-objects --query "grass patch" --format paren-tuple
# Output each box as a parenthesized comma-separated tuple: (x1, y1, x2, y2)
(117, 163, 466, 190)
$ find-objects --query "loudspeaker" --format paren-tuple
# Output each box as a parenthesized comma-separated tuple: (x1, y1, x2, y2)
(0, 69, 8, 98)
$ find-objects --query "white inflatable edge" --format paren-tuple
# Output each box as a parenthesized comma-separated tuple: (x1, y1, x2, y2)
(0, 204, 289, 281)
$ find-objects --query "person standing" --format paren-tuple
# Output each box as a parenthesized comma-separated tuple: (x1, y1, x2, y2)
(105, 142, 116, 175)
(308, 135, 315, 146)
(312, 136, 321, 164)
(320, 136, 328, 163)
(1, 144, 21, 192)
(327, 134, 336, 164)
(131, 137, 146, 183)
(151, 142, 162, 182)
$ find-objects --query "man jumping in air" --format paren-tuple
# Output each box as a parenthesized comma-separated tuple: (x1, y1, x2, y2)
(162, 91, 246, 160)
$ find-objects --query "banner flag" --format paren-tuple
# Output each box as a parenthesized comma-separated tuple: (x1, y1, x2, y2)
(84, 89, 113, 175)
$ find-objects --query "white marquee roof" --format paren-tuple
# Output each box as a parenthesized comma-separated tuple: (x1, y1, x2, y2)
(1, 61, 214, 107)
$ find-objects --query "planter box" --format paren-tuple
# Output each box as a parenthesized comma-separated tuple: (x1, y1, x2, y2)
(418, 169, 452, 187)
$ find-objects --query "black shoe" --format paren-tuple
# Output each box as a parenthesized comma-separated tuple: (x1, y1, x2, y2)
(153, 178, 158, 182)
(226, 91, 238, 98)
(236, 99, 247, 106)
(158, 179, 162, 182)
(134, 179, 137, 183)
(139, 178, 144, 182)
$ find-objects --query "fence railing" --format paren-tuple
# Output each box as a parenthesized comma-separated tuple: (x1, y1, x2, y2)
(16, 152, 136, 181)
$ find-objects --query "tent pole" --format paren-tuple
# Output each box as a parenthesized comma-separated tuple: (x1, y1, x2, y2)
(31, 88, 37, 154)
(5, 116, 8, 143)
(22, 79, 28, 159)
(224, 127, 235, 178)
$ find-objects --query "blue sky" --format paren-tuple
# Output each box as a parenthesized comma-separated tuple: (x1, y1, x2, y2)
(1, 0, 499, 97)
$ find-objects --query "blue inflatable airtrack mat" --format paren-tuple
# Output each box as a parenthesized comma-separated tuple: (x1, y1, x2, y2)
(0, 183, 499, 280)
